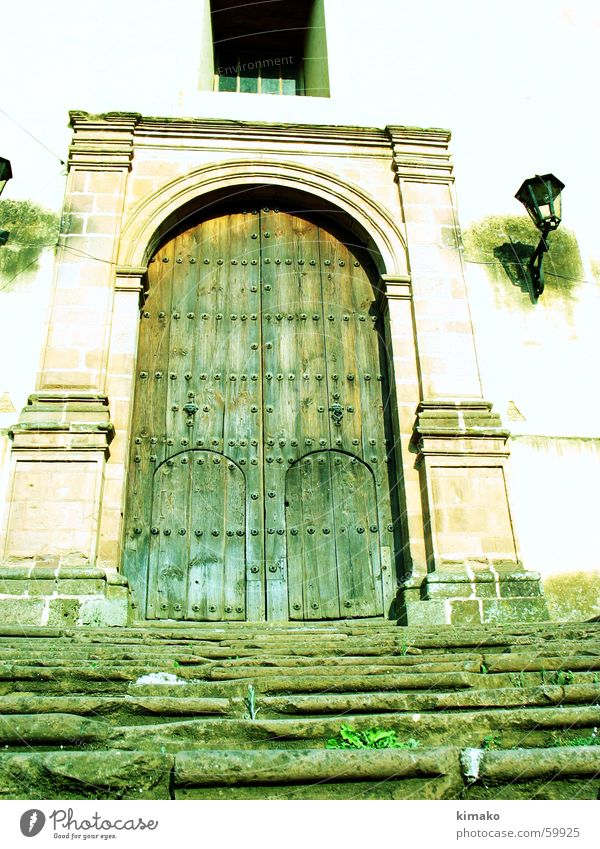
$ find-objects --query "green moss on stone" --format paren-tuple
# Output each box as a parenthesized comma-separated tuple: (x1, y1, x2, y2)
(543, 571, 600, 622)
(0, 199, 59, 288)
(463, 214, 584, 299)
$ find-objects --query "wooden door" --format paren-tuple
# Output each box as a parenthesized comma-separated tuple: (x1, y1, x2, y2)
(124, 207, 397, 621)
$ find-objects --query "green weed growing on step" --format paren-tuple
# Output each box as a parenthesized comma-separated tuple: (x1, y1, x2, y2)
(481, 733, 503, 750)
(480, 662, 488, 674)
(548, 670, 574, 686)
(243, 684, 260, 720)
(550, 728, 599, 747)
(326, 724, 420, 750)
(510, 671, 526, 688)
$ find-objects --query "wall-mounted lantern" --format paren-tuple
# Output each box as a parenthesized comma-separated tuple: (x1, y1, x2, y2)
(0, 157, 13, 246)
(0, 157, 12, 196)
(515, 173, 565, 298)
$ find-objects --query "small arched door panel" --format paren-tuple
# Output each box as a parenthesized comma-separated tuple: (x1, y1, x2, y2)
(286, 451, 383, 619)
(147, 451, 246, 620)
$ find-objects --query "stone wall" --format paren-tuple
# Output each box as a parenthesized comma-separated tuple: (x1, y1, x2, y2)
(0, 113, 546, 625)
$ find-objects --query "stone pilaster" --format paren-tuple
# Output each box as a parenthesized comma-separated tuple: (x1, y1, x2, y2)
(380, 274, 428, 584)
(2, 114, 139, 584)
(39, 112, 138, 393)
(398, 400, 548, 624)
(96, 267, 146, 570)
(4, 393, 113, 566)
(386, 128, 548, 624)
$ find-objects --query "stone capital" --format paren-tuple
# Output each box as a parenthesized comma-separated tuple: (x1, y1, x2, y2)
(68, 112, 140, 172)
(381, 274, 412, 300)
(386, 125, 454, 183)
(115, 266, 148, 293)
(9, 392, 114, 454)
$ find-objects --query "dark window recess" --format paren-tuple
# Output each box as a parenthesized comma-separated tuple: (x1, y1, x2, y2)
(216, 52, 301, 95)
(210, 0, 329, 97)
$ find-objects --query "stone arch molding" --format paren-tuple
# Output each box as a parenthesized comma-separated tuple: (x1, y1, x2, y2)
(118, 159, 409, 277)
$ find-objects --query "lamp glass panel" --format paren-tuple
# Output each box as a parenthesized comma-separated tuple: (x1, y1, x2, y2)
(0, 159, 11, 182)
(261, 66, 280, 94)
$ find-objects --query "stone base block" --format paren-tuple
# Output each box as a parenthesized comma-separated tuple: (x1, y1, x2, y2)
(398, 568, 549, 625)
(0, 565, 130, 627)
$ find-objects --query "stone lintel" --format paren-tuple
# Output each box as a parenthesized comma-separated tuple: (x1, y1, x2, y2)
(67, 112, 456, 163)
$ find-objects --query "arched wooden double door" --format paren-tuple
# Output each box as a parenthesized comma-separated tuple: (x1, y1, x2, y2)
(124, 208, 399, 621)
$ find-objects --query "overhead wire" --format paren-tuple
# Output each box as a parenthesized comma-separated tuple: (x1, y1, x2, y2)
(0, 106, 67, 167)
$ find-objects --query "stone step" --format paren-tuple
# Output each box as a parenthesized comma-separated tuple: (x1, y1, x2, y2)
(1, 663, 597, 697)
(1, 622, 598, 639)
(174, 746, 463, 800)
(1, 704, 599, 752)
(0, 750, 173, 800)
(0, 694, 233, 717)
(1, 680, 596, 722)
(461, 746, 600, 800)
(0, 742, 596, 800)
(173, 745, 600, 800)
(0, 668, 489, 693)
(0, 621, 597, 800)
(261, 683, 600, 716)
(1, 651, 599, 676)
(1, 640, 596, 661)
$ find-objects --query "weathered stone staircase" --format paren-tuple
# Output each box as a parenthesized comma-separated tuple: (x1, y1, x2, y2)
(0, 621, 599, 799)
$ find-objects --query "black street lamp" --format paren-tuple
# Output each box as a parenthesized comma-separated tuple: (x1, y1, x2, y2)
(0, 157, 12, 246)
(0, 157, 12, 196)
(515, 173, 565, 298)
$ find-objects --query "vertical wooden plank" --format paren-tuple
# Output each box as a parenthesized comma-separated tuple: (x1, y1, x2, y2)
(220, 212, 263, 620)
(350, 248, 398, 612)
(136, 238, 175, 619)
(319, 223, 396, 617)
(303, 453, 340, 619)
(330, 453, 383, 617)
(187, 452, 211, 620)
(261, 208, 294, 619)
(284, 461, 304, 619)
(187, 450, 246, 620)
(317, 226, 361, 454)
(221, 457, 246, 619)
(265, 210, 330, 619)
(149, 456, 189, 620)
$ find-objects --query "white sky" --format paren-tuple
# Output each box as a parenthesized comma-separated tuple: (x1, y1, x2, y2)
(1, 0, 598, 260)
